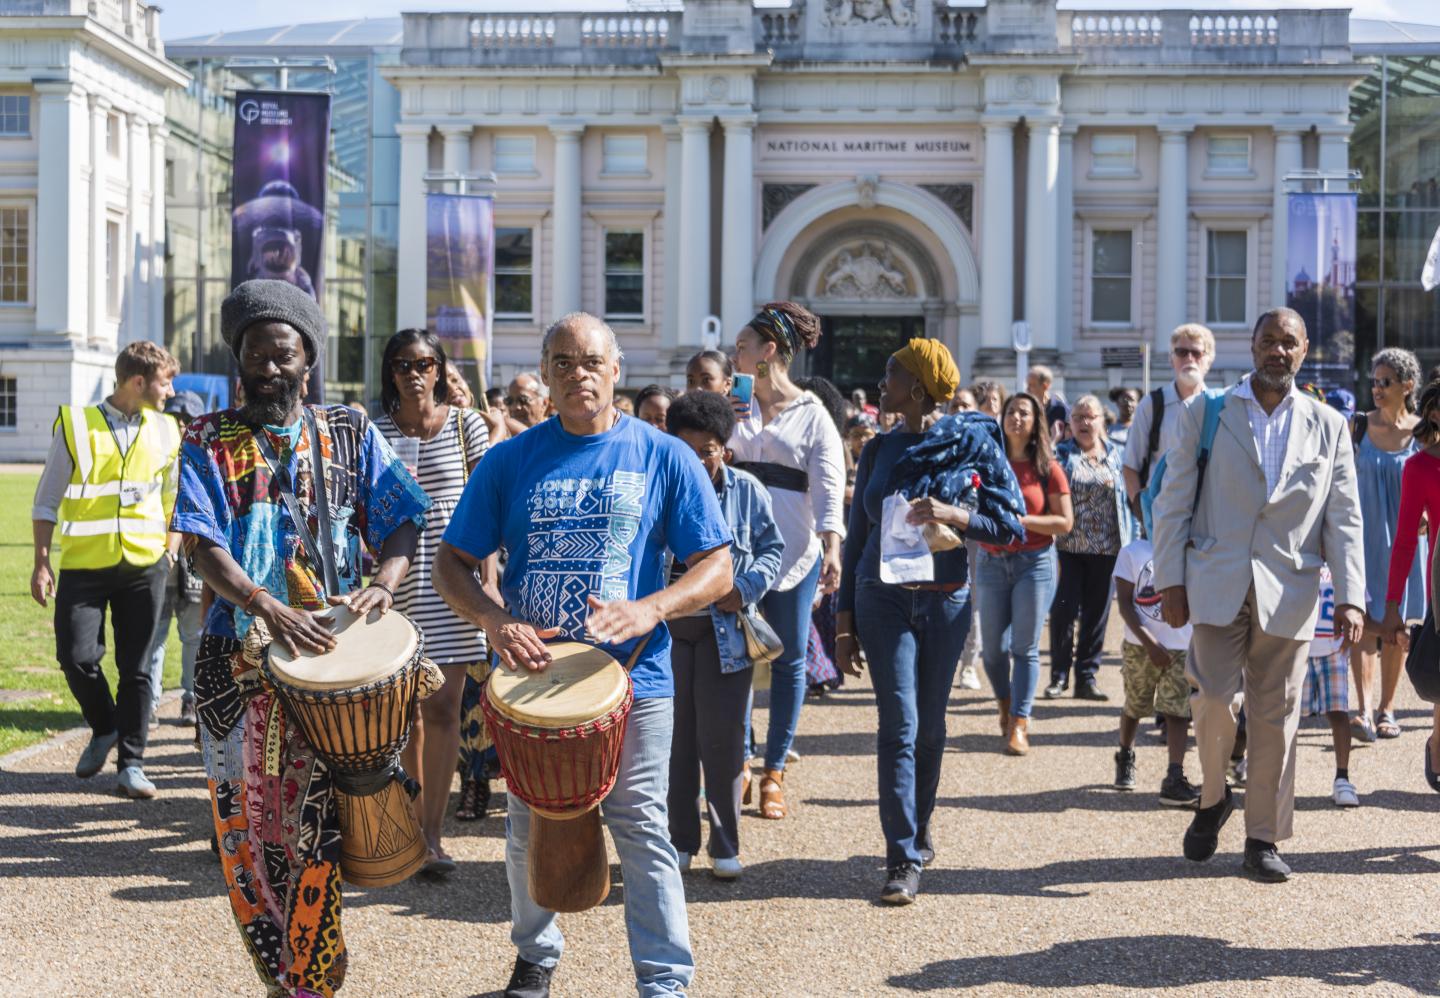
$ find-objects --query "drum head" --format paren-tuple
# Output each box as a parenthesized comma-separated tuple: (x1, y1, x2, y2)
(486, 642, 628, 729)
(268, 606, 419, 691)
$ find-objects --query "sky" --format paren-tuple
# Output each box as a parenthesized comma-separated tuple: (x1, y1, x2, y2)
(158, 0, 1440, 43)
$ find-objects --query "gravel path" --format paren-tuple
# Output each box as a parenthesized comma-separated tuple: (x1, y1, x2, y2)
(3, 640, 1439, 997)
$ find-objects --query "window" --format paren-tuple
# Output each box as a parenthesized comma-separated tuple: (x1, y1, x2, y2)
(604, 230, 644, 321)
(1206, 135, 1251, 174)
(493, 135, 535, 174)
(0, 206, 29, 304)
(0, 376, 13, 428)
(1205, 230, 1248, 325)
(106, 113, 121, 158)
(602, 134, 647, 175)
(165, 158, 176, 198)
(1090, 229, 1133, 324)
(494, 227, 533, 320)
(1090, 133, 1136, 176)
(106, 219, 121, 318)
(0, 95, 30, 137)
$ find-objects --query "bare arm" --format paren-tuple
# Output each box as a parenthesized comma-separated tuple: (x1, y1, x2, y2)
(1022, 491, 1074, 537)
(189, 537, 337, 656)
(435, 541, 559, 671)
(1122, 466, 1142, 506)
(30, 520, 56, 606)
(586, 545, 733, 645)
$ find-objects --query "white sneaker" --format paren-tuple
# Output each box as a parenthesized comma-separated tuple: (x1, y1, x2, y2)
(957, 664, 982, 691)
(712, 856, 742, 879)
(676, 851, 692, 872)
(1332, 777, 1360, 808)
(785, 748, 801, 764)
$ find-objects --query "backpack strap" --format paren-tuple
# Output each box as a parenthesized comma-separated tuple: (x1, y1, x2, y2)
(1138, 387, 1166, 487)
(1192, 391, 1228, 509)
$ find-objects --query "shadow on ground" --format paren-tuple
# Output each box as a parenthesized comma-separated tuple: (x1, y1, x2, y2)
(887, 933, 1440, 993)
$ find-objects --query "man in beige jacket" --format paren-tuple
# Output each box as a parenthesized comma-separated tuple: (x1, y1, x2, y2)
(1152, 307, 1365, 882)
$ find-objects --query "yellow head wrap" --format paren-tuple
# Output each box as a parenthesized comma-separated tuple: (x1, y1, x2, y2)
(893, 338, 960, 405)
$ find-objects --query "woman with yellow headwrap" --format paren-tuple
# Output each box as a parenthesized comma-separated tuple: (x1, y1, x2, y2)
(835, 339, 1024, 906)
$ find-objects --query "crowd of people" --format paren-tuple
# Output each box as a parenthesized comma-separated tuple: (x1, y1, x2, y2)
(26, 276, 1440, 998)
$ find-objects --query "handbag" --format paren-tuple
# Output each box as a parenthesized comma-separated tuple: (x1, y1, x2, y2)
(1406, 608, 1440, 704)
(739, 606, 784, 667)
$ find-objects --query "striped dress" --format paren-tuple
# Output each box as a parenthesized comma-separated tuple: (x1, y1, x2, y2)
(375, 406, 489, 666)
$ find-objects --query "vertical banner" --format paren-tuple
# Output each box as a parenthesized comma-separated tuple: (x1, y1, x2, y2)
(1286, 192, 1357, 391)
(426, 193, 494, 399)
(231, 90, 332, 399)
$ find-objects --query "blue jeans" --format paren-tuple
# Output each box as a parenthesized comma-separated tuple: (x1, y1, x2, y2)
(145, 588, 203, 712)
(506, 696, 693, 996)
(975, 547, 1056, 720)
(855, 580, 971, 867)
(760, 557, 822, 771)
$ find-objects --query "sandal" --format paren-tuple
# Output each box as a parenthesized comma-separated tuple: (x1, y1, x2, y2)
(455, 778, 490, 822)
(758, 768, 786, 820)
(1352, 714, 1377, 744)
(741, 767, 753, 807)
(1377, 711, 1401, 739)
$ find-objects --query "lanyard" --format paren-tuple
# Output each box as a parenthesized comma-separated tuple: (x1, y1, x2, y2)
(252, 408, 341, 597)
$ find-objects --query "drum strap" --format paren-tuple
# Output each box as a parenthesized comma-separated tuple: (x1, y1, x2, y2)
(624, 632, 652, 672)
(253, 409, 342, 598)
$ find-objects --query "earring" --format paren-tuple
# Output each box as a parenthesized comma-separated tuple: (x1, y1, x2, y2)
(757, 360, 770, 379)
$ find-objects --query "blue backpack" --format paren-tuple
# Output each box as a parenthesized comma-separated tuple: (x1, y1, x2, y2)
(1139, 389, 1228, 538)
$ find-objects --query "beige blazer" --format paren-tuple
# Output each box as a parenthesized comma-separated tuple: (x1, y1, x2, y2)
(1151, 386, 1365, 640)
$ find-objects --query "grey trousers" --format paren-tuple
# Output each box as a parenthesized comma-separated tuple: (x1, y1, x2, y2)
(1187, 584, 1310, 844)
(668, 615, 751, 860)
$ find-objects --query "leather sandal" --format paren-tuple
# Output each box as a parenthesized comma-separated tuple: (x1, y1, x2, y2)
(741, 767, 753, 806)
(759, 768, 786, 819)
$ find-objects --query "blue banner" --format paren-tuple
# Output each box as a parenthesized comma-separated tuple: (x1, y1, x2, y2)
(1286, 192, 1357, 391)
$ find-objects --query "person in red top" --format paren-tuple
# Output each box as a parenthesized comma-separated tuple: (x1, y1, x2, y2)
(1379, 379, 1440, 790)
(974, 392, 1074, 755)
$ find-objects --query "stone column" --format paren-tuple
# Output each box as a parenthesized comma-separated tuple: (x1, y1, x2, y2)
(90, 96, 111, 346)
(440, 124, 471, 187)
(1317, 126, 1350, 175)
(126, 113, 147, 340)
(979, 119, 1015, 349)
(1271, 126, 1304, 306)
(34, 82, 89, 340)
(1155, 124, 1191, 349)
(661, 123, 683, 348)
(1024, 117, 1060, 349)
(1056, 125, 1076, 351)
(149, 123, 167, 346)
(720, 114, 756, 343)
(395, 123, 431, 329)
(677, 115, 712, 347)
(550, 122, 584, 319)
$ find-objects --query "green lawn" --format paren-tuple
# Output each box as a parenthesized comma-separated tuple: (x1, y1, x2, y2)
(0, 471, 183, 756)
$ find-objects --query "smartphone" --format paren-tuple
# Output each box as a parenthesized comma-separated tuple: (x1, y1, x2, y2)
(731, 373, 754, 411)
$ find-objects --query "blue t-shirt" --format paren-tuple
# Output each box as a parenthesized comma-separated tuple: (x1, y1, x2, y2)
(443, 414, 731, 698)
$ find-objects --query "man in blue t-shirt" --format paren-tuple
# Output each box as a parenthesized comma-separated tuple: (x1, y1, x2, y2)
(435, 311, 732, 998)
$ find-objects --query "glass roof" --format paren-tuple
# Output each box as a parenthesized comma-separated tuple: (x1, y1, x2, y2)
(167, 17, 404, 51)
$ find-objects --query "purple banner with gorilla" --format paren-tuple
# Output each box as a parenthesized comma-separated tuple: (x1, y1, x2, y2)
(426, 193, 494, 398)
(230, 91, 331, 394)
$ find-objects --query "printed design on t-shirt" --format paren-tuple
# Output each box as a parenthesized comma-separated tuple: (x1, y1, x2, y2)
(1133, 558, 1164, 622)
(520, 471, 646, 637)
(1315, 566, 1336, 641)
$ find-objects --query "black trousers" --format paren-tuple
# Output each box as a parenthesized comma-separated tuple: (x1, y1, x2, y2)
(668, 615, 751, 860)
(54, 560, 168, 769)
(1049, 550, 1117, 688)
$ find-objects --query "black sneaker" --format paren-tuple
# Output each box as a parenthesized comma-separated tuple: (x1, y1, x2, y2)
(1182, 786, 1234, 862)
(1114, 748, 1137, 790)
(917, 826, 935, 866)
(1242, 838, 1291, 882)
(1075, 682, 1110, 702)
(1159, 772, 1201, 808)
(880, 862, 921, 905)
(1043, 680, 1067, 699)
(504, 956, 554, 998)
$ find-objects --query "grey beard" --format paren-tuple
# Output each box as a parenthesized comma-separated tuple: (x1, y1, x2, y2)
(1251, 367, 1295, 395)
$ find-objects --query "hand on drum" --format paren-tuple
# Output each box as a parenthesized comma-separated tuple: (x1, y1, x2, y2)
(332, 584, 393, 619)
(491, 619, 562, 672)
(255, 594, 338, 657)
(585, 595, 660, 648)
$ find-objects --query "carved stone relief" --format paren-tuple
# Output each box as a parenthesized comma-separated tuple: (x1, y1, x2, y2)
(819, 0, 917, 28)
(818, 242, 914, 299)
(762, 183, 817, 230)
(918, 183, 974, 231)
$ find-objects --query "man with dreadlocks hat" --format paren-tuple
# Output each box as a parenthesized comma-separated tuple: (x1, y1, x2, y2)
(173, 278, 430, 997)
(729, 301, 847, 823)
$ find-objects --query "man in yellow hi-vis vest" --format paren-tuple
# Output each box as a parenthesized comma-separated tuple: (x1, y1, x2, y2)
(30, 341, 181, 799)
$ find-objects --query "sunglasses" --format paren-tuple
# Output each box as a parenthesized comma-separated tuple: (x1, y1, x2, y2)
(1173, 347, 1205, 360)
(1372, 376, 1401, 389)
(393, 358, 438, 376)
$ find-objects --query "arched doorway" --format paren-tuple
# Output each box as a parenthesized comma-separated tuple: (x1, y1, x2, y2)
(754, 179, 979, 395)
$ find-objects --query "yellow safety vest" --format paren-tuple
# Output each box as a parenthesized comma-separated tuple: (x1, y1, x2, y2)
(55, 404, 180, 570)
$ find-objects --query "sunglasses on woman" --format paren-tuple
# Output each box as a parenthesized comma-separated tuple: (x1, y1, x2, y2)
(393, 358, 438, 375)
(1371, 376, 1400, 389)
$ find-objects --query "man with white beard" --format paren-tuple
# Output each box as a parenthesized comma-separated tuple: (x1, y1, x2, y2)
(1123, 323, 1215, 512)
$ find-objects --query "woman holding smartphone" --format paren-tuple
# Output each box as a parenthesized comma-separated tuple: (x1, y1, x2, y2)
(729, 302, 846, 820)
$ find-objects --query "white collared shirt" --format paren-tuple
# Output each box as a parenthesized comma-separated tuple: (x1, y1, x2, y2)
(1122, 378, 1209, 476)
(1232, 375, 1301, 498)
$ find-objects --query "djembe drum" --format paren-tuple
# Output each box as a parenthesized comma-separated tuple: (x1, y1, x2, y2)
(482, 642, 633, 912)
(264, 606, 443, 887)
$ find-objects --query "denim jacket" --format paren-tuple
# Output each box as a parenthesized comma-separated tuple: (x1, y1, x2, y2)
(1054, 438, 1140, 550)
(679, 466, 785, 673)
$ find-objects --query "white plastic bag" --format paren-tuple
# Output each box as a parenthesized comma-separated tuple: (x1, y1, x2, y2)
(879, 493, 933, 584)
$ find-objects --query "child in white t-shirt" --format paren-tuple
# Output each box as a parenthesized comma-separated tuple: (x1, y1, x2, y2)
(1112, 536, 1198, 806)
(1303, 564, 1359, 808)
